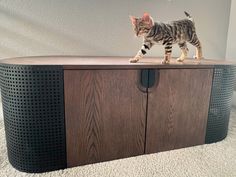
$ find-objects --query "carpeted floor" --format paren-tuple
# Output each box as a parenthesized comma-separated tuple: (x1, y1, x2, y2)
(1, 106, 236, 177)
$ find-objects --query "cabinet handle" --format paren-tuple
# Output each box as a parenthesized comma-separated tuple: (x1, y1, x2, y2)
(148, 69, 156, 88)
(137, 69, 149, 92)
(148, 69, 159, 92)
(137, 69, 159, 92)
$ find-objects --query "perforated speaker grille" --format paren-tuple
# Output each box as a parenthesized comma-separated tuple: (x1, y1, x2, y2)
(0, 64, 66, 173)
(206, 65, 236, 143)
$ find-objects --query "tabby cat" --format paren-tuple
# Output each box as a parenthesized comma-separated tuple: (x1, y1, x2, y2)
(129, 12, 203, 64)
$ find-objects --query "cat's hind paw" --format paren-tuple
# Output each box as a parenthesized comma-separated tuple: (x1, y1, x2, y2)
(193, 55, 204, 60)
(176, 57, 184, 62)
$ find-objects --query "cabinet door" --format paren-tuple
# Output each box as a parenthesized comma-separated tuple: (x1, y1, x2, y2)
(64, 70, 147, 167)
(146, 69, 213, 153)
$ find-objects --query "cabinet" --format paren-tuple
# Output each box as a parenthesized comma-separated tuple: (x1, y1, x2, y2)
(64, 68, 213, 167)
(0, 56, 235, 173)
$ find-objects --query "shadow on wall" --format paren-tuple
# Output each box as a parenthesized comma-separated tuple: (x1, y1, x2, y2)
(0, 5, 112, 59)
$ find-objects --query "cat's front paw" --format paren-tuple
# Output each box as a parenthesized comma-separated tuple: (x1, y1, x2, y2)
(129, 57, 140, 63)
(161, 59, 170, 64)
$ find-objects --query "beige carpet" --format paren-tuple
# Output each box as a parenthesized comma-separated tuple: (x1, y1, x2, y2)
(1, 107, 236, 177)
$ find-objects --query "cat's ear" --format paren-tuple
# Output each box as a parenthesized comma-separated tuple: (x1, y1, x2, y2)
(129, 16, 137, 26)
(142, 13, 154, 27)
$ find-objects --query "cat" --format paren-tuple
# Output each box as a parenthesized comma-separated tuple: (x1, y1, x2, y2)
(129, 12, 203, 64)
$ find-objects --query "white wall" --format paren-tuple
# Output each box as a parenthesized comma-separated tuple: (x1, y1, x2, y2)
(0, 0, 231, 59)
(226, 0, 236, 60)
(226, 0, 236, 106)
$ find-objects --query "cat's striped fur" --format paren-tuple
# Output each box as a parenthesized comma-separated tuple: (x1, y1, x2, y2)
(130, 12, 203, 64)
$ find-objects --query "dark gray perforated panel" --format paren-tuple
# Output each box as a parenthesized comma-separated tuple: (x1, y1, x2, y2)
(0, 64, 66, 173)
(206, 65, 236, 143)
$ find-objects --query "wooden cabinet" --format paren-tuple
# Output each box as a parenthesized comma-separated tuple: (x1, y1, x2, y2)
(64, 70, 147, 167)
(1, 57, 235, 172)
(64, 68, 213, 167)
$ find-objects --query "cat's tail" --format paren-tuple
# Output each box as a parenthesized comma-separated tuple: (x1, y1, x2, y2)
(184, 11, 194, 21)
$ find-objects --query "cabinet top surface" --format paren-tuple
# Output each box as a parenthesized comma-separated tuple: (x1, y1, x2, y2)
(0, 56, 235, 69)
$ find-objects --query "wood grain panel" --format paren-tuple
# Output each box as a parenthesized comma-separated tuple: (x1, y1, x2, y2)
(146, 69, 213, 153)
(64, 70, 147, 167)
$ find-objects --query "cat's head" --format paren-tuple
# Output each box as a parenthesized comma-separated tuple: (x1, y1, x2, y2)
(130, 13, 154, 37)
